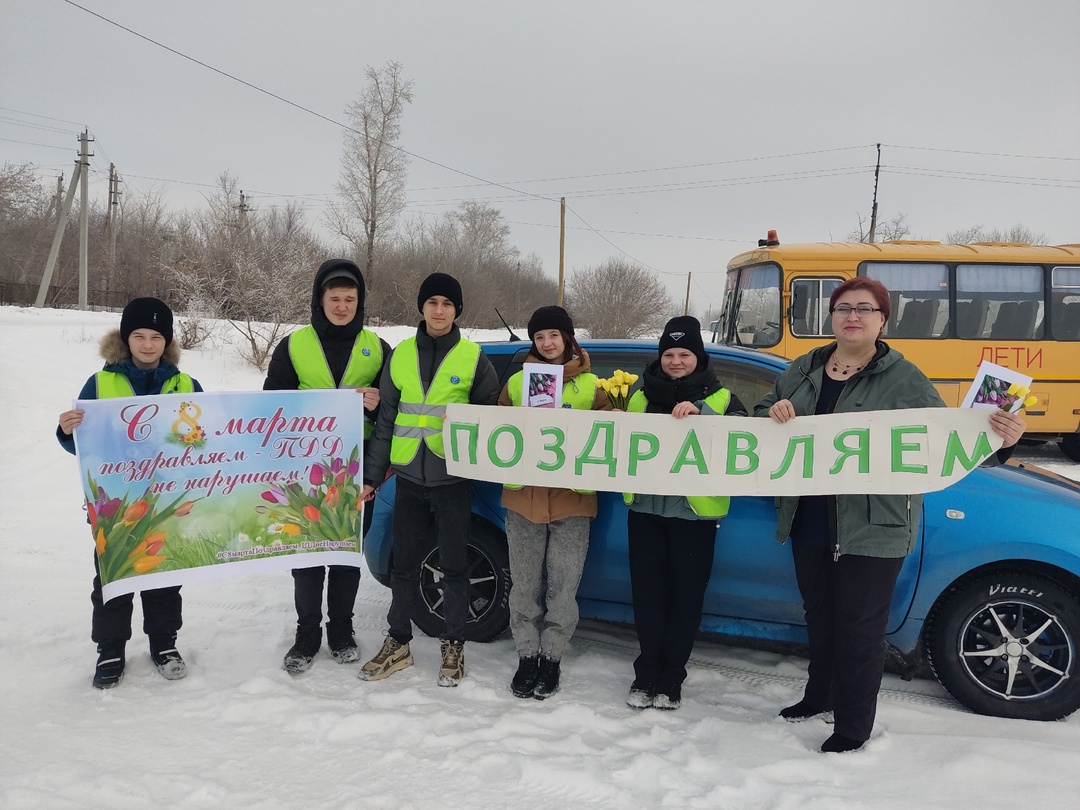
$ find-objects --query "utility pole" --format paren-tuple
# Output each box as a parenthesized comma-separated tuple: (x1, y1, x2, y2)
(78, 130, 90, 309)
(105, 163, 120, 275)
(35, 130, 92, 308)
(237, 190, 249, 233)
(47, 174, 64, 222)
(558, 196, 566, 307)
(867, 143, 881, 243)
(684, 272, 692, 315)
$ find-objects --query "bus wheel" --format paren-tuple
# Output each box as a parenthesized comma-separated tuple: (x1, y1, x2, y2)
(926, 571, 1080, 721)
(1059, 433, 1080, 463)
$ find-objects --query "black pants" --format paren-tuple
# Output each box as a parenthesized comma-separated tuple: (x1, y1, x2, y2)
(91, 552, 181, 651)
(387, 478, 471, 644)
(792, 543, 904, 742)
(627, 510, 717, 688)
(291, 492, 375, 648)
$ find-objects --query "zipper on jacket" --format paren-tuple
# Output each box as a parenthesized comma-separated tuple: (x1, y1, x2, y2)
(832, 497, 842, 562)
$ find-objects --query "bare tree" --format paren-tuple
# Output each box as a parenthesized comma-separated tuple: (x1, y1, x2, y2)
(166, 174, 327, 369)
(328, 61, 414, 284)
(566, 259, 673, 338)
(945, 223, 1047, 245)
(847, 211, 911, 243)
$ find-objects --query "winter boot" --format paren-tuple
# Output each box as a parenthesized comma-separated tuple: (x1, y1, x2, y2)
(283, 626, 322, 674)
(510, 655, 541, 698)
(779, 700, 832, 722)
(626, 680, 655, 709)
(328, 622, 361, 664)
(533, 656, 561, 700)
(149, 634, 188, 681)
(93, 644, 126, 690)
(358, 636, 413, 681)
(437, 639, 465, 687)
(820, 733, 864, 753)
(653, 682, 681, 710)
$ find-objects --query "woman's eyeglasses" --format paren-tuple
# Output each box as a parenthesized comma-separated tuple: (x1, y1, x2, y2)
(832, 304, 882, 316)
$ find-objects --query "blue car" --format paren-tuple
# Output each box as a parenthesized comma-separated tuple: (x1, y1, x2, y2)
(364, 339, 1080, 721)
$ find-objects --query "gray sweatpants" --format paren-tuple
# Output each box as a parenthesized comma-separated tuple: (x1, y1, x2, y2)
(505, 510, 591, 661)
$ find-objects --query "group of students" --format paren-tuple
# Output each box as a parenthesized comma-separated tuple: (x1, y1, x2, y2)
(58, 264, 1028, 754)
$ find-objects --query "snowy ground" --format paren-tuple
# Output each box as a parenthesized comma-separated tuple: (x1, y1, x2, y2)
(1, 305, 1078, 809)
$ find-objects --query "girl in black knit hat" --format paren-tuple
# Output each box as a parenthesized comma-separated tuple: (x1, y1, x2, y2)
(622, 315, 747, 710)
(497, 305, 612, 700)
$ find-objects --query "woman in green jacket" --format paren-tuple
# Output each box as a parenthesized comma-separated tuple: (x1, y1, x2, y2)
(756, 277, 1026, 753)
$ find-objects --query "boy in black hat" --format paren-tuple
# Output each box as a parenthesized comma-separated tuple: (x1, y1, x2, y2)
(358, 272, 500, 687)
(264, 259, 391, 674)
(58, 297, 203, 689)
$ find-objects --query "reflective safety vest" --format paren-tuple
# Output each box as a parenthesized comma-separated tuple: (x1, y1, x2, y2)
(622, 387, 732, 518)
(289, 325, 383, 438)
(504, 369, 599, 492)
(389, 336, 481, 465)
(95, 370, 194, 399)
(506, 370, 598, 409)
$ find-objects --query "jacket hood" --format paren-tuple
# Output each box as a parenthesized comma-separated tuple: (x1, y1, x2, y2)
(100, 328, 181, 367)
(311, 259, 365, 339)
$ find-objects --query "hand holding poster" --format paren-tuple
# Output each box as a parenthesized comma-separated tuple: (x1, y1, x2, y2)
(74, 390, 366, 601)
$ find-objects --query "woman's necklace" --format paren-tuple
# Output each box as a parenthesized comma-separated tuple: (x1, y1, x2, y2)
(830, 353, 873, 376)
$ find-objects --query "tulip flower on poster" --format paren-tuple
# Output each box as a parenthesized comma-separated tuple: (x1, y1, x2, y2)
(85, 472, 199, 583)
(257, 444, 364, 543)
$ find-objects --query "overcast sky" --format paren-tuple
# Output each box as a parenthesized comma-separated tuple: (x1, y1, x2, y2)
(2, 0, 1078, 311)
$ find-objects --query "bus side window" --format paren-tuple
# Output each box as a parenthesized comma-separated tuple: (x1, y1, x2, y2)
(956, 298, 990, 338)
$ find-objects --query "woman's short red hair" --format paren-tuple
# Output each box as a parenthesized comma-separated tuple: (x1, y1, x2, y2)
(830, 277, 891, 323)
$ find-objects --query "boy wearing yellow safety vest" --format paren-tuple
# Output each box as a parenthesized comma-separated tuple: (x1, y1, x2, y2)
(358, 272, 500, 687)
(622, 316, 746, 711)
(58, 297, 201, 689)
(264, 259, 390, 674)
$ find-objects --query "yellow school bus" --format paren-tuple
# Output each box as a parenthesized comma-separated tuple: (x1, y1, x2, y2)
(713, 233, 1080, 461)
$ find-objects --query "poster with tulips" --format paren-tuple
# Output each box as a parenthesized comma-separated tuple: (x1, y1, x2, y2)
(72, 389, 366, 601)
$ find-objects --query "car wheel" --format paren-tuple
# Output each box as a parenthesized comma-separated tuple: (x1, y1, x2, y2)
(412, 519, 511, 642)
(927, 572, 1080, 720)
(1059, 433, 1080, 463)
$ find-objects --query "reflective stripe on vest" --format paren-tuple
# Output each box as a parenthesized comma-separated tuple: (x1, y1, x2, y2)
(623, 387, 732, 518)
(389, 336, 481, 465)
(288, 325, 383, 438)
(95, 370, 194, 399)
(504, 370, 599, 492)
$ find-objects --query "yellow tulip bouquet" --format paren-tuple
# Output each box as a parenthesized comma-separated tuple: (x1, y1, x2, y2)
(1002, 382, 1039, 412)
(595, 369, 639, 410)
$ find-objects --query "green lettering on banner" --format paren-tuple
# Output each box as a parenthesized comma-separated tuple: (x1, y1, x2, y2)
(891, 425, 928, 474)
(726, 431, 759, 475)
(770, 435, 814, 480)
(830, 428, 870, 475)
(448, 422, 479, 465)
(670, 430, 709, 475)
(575, 421, 617, 478)
(537, 427, 566, 472)
(488, 425, 524, 469)
(940, 430, 994, 476)
(628, 432, 660, 476)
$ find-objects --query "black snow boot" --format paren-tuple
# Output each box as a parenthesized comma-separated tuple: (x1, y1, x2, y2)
(533, 656, 561, 700)
(510, 655, 541, 698)
(283, 626, 322, 674)
(149, 633, 188, 681)
(327, 621, 361, 664)
(93, 644, 126, 689)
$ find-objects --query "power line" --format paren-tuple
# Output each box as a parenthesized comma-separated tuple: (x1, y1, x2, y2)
(60, 0, 559, 207)
(886, 143, 1080, 162)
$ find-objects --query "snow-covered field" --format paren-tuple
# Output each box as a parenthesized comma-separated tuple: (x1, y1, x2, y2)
(1, 305, 1078, 809)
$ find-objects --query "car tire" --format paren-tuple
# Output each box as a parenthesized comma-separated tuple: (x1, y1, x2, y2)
(412, 519, 512, 643)
(1059, 433, 1080, 463)
(927, 571, 1080, 720)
